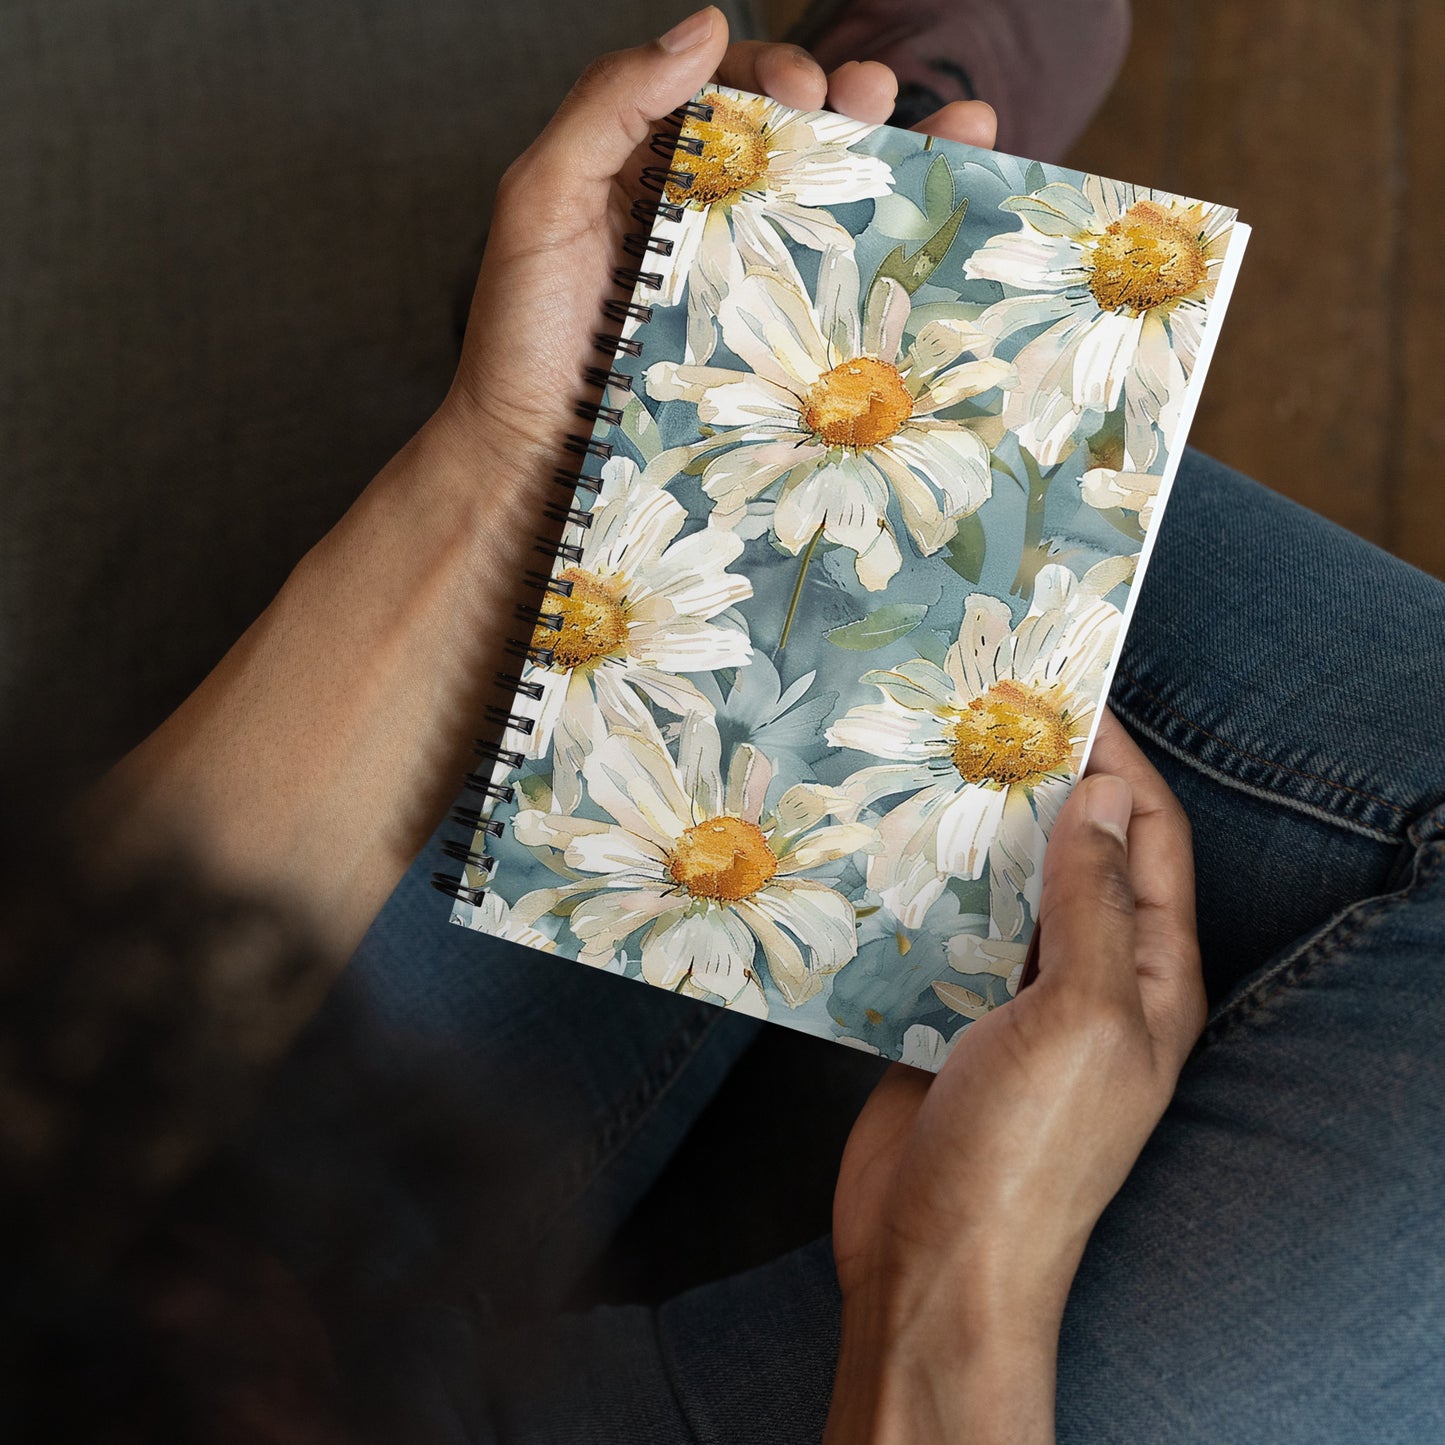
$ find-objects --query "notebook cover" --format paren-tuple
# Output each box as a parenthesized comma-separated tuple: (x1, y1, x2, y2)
(447, 84, 1250, 1071)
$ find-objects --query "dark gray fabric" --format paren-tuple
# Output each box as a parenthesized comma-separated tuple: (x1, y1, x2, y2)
(1, 0, 750, 791)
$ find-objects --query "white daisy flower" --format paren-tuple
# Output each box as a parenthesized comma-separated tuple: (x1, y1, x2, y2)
(1080, 464, 1162, 532)
(935, 933, 1029, 1015)
(899, 1022, 955, 1070)
(838, 1022, 955, 1071)
(510, 715, 878, 1011)
(463, 890, 558, 955)
(658, 87, 895, 362)
(518, 456, 752, 813)
(826, 564, 1122, 936)
(647, 246, 1015, 591)
(945, 932, 1029, 996)
(965, 178, 1235, 469)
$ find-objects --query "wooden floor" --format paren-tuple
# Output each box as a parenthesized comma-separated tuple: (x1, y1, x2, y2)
(762, 0, 1445, 577)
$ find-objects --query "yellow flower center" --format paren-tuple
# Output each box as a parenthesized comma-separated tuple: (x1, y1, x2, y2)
(949, 679, 1072, 788)
(1086, 199, 1209, 314)
(667, 92, 771, 206)
(667, 815, 779, 903)
(802, 357, 915, 450)
(535, 567, 629, 670)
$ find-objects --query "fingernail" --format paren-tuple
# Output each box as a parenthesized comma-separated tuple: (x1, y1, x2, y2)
(1084, 775, 1131, 849)
(658, 6, 713, 53)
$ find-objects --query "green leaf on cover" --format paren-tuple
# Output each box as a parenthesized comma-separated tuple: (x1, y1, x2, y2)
(910, 627, 950, 666)
(1084, 407, 1127, 472)
(962, 151, 1010, 185)
(945, 512, 988, 583)
(549, 892, 590, 918)
(1025, 160, 1048, 193)
(825, 603, 929, 651)
(1098, 506, 1147, 544)
(517, 773, 553, 809)
(870, 195, 970, 296)
(923, 152, 955, 221)
(873, 192, 935, 239)
(619, 398, 662, 462)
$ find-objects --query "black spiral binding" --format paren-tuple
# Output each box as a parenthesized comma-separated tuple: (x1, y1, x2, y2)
(431, 96, 713, 909)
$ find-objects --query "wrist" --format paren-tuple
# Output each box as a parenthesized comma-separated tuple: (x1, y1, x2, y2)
(824, 1252, 1069, 1445)
(826, 1281, 1060, 1445)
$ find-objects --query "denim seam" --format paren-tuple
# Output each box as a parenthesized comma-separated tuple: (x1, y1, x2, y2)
(1114, 700, 1403, 845)
(1195, 835, 1445, 1052)
(522, 1006, 724, 1246)
(1111, 668, 1406, 845)
(653, 1303, 708, 1445)
(1103, 661, 1410, 838)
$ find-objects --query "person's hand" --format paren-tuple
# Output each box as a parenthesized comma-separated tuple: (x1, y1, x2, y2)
(427, 4, 999, 487)
(92, 13, 997, 1017)
(825, 709, 1206, 1444)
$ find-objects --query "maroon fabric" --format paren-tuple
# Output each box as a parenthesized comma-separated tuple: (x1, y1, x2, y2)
(802, 0, 1132, 162)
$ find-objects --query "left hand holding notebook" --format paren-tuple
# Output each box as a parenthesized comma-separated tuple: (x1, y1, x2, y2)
(94, 8, 987, 969)
(444, 6, 998, 489)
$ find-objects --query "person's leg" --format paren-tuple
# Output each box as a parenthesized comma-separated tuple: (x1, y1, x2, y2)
(1052, 803, 1445, 1444)
(463, 451, 1445, 1441)
(1048, 454, 1445, 1440)
(253, 836, 763, 1321)
(1114, 452, 1445, 1005)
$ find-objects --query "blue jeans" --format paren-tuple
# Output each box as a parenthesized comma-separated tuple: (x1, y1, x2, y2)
(327, 450, 1445, 1443)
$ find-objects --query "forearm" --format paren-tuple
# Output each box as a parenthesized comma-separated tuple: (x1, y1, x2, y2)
(89, 405, 534, 964)
(824, 1276, 1061, 1445)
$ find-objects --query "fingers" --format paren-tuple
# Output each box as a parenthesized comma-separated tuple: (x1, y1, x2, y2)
(1086, 708, 1202, 1005)
(1036, 771, 1141, 1014)
(715, 41, 828, 112)
(825, 59, 898, 124)
(1084, 711, 1205, 1061)
(1085, 712, 1195, 931)
(910, 99, 998, 151)
(518, 6, 729, 205)
(718, 47, 898, 126)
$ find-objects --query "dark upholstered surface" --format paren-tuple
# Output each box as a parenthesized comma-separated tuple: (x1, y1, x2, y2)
(1, 0, 740, 789)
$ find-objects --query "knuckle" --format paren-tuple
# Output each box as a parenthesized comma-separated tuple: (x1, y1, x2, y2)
(575, 48, 629, 101)
(1093, 858, 1138, 919)
(1165, 797, 1194, 851)
(496, 151, 536, 205)
(1038, 863, 1134, 933)
(1077, 994, 1146, 1060)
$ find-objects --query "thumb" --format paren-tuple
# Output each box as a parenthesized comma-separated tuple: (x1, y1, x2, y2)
(1036, 772, 1140, 1007)
(521, 7, 728, 205)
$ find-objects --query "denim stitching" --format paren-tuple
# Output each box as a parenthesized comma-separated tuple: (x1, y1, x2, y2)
(522, 1006, 724, 1245)
(1195, 836, 1445, 1052)
(1111, 699, 1404, 846)
(1116, 667, 1405, 813)
(1114, 665, 1410, 831)
(653, 1304, 708, 1445)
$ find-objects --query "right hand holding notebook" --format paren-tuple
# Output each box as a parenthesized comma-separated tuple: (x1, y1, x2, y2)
(827, 710, 1206, 1443)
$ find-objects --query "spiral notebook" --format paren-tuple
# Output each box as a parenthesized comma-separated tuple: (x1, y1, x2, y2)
(436, 86, 1250, 1071)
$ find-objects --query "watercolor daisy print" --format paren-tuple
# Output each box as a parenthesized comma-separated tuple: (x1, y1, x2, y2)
(447, 84, 1247, 1070)
(510, 715, 878, 1017)
(656, 88, 895, 362)
(646, 244, 1014, 591)
(516, 456, 752, 812)
(965, 177, 1236, 470)
(827, 563, 1122, 939)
